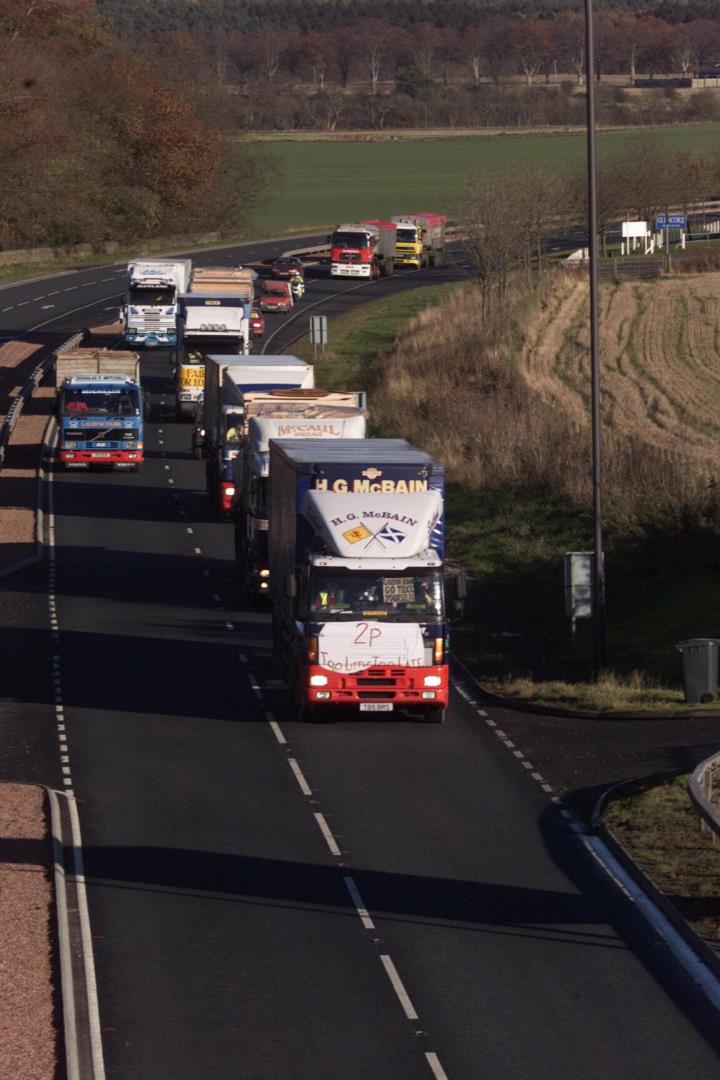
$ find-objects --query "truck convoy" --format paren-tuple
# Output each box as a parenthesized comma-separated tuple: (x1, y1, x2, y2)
(176, 267, 255, 421)
(268, 439, 451, 722)
(123, 259, 191, 348)
(330, 220, 396, 279)
(203, 355, 314, 515)
(391, 213, 447, 269)
(55, 347, 144, 469)
(232, 391, 367, 597)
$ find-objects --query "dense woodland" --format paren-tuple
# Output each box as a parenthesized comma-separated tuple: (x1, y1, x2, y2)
(92, 0, 720, 131)
(0, 0, 270, 250)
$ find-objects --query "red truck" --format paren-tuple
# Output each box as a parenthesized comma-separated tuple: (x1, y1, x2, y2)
(330, 220, 396, 279)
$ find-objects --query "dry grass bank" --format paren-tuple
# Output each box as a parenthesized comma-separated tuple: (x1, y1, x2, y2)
(372, 269, 720, 542)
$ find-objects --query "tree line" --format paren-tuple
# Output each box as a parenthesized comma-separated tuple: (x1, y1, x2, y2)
(97, 4, 720, 88)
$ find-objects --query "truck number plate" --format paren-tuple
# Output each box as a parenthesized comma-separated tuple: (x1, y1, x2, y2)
(359, 703, 394, 712)
(93, 453, 110, 458)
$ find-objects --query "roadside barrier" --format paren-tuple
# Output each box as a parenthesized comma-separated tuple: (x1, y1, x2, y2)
(0, 331, 82, 470)
(688, 752, 720, 848)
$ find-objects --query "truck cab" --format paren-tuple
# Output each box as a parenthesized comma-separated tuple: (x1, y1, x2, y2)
(58, 374, 144, 469)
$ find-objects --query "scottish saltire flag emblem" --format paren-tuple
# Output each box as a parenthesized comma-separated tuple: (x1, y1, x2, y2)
(375, 524, 406, 545)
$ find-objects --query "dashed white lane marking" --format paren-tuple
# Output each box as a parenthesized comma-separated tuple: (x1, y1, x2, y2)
(186, 527, 194, 534)
(380, 955, 419, 1020)
(314, 812, 341, 856)
(425, 1052, 450, 1080)
(168, 478, 175, 485)
(343, 876, 375, 930)
(225, 621, 234, 631)
(193, 546, 201, 554)
(288, 757, 312, 796)
(163, 464, 170, 470)
(267, 717, 287, 745)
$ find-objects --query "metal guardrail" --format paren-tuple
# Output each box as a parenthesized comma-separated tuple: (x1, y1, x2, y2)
(0, 331, 82, 470)
(688, 752, 720, 847)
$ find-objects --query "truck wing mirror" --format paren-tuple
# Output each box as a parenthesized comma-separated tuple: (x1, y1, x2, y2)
(445, 567, 467, 620)
(286, 570, 297, 599)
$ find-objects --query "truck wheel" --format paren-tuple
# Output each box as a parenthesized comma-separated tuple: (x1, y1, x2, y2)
(422, 706, 445, 724)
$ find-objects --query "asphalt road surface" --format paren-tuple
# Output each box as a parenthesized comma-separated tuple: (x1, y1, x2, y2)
(2, 241, 720, 1078)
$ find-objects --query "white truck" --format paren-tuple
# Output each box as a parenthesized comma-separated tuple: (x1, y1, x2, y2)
(175, 267, 257, 421)
(231, 392, 367, 596)
(203, 355, 314, 516)
(123, 259, 191, 348)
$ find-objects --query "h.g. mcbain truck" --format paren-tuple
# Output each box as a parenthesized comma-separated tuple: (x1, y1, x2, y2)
(329, 220, 396, 279)
(268, 438, 459, 723)
(203, 355, 314, 516)
(123, 259, 191, 348)
(232, 392, 367, 597)
(175, 267, 256, 421)
(391, 213, 447, 269)
(55, 348, 144, 470)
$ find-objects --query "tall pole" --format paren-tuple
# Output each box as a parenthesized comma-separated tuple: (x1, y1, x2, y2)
(584, 0, 605, 676)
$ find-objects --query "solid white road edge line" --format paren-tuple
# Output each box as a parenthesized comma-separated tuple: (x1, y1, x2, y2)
(68, 795, 107, 1080)
(583, 833, 720, 1008)
(47, 788, 80, 1080)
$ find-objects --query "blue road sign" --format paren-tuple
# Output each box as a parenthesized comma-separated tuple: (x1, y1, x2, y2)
(655, 214, 687, 229)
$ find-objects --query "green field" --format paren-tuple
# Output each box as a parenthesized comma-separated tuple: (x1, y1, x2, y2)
(249, 124, 720, 234)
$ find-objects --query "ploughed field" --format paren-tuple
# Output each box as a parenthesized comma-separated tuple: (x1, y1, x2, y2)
(522, 271, 720, 464)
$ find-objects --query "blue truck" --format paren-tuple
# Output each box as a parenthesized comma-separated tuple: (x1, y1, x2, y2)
(55, 348, 144, 470)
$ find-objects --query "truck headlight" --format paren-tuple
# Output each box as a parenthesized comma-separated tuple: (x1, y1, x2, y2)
(424, 675, 442, 687)
(310, 674, 328, 687)
(224, 486, 235, 497)
(259, 569, 270, 578)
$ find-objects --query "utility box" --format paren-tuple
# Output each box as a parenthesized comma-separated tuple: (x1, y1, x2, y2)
(676, 639, 720, 704)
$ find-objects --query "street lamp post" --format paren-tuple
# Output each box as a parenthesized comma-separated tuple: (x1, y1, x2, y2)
(584, 0, 606, 676)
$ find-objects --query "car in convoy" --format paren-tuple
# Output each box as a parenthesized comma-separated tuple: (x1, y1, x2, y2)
(259, 280, 293, 313)
(271, 256, 304, 281)
(250, 309, 265, 337)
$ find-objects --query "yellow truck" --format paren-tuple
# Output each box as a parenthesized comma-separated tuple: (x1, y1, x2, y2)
(391, 213, 447, 269)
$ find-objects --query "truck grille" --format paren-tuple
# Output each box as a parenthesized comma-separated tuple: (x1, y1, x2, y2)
(63, 429, 137, 441)
(358, 691, 397, 700)
(356, 678, 396, 686)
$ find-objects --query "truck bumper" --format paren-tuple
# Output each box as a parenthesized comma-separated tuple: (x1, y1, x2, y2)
(59, 449, 143, 467)
(330, 263, 372, 278)
(124, 332, 176, 347)
(395, 256, 421, 268)
(303, 663, 448, 709)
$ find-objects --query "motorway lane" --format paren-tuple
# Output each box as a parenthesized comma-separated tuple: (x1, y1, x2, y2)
(52, 351, 443, 1079)
(4, 246, 720, 1076)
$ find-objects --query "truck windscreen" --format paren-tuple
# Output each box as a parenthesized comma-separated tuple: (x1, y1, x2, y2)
(62, 387, 140, 416)
(309, 570, 443, 621)
(332, 233, 370, 248)
(128, 286, 175, 305)
(395, 228, 417, 243)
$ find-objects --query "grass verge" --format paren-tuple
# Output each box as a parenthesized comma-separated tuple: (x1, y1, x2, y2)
(290, 274, 720, 713)
(604, 774, 720, 946)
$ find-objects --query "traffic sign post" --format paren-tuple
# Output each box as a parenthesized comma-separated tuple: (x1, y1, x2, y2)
(310, 315, 328, 360)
